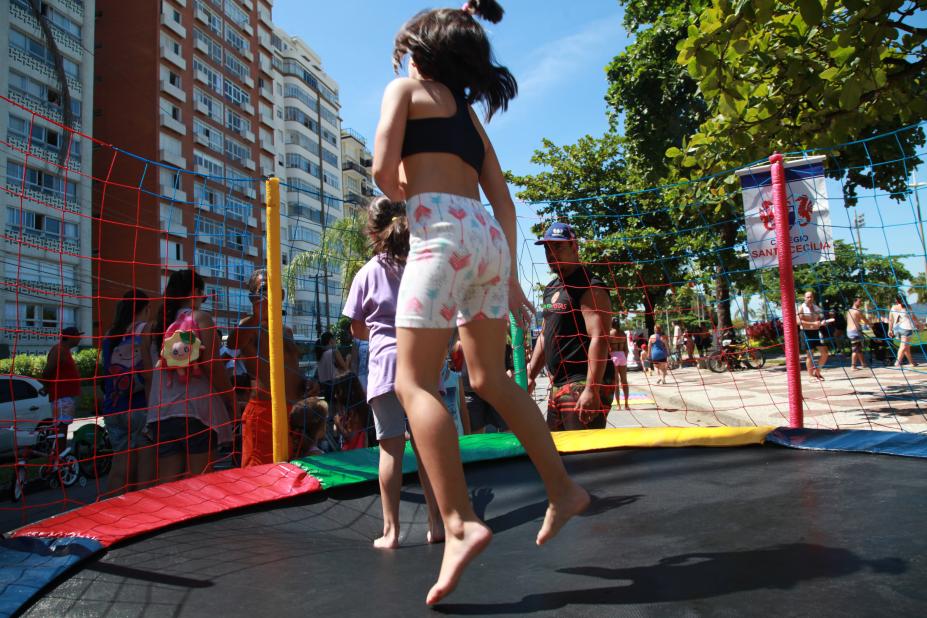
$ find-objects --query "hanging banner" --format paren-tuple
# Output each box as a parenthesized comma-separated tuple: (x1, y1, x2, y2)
(735, 156, 834, 270)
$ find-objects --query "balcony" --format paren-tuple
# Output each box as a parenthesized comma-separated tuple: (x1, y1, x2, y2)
(160, 79, 187, 103)
(159, 112, 187, 136)
(159, 148, 187, 169)
(342, 160, 370, 179)
(341, 128, 367, 145)
(159, 184, 188, 203)
(360, 156, 373, 167)
(160, 44, 186, 70)
(259, 138, 274, 153)
(344, 191, 364, 205)
(160, 11, 186, 39)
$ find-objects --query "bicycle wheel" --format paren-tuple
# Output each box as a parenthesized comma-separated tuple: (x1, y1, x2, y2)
(59, 454, 80, 487)
(745, 349, 766, 369)
(707, 354, 728, 373)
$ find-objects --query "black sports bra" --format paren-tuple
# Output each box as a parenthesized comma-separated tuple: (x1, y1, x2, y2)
(401, 90, 485, 173)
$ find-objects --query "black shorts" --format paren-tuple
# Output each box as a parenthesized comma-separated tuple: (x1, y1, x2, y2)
(802, 330, 827, 350)
(465, 392, 507, 432)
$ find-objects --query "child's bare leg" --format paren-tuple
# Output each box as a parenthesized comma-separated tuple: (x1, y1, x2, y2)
(410, 436, 444, 543)
(396, 328, 491, 606)
(375, 435, 405, 549)
(459, 319, 589, 547)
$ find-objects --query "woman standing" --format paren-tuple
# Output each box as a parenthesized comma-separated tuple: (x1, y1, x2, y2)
(889, 295, 922, 368)
(144, 269, 232, 483)
(374, 0, 588, 604)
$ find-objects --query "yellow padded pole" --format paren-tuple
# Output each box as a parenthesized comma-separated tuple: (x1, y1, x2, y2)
(264, 177, 289, 462)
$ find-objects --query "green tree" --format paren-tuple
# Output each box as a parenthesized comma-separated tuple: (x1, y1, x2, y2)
(507, 133, 688, 333)
(673, 0, 926, 203)
(907, 272, 927, 302)
(758, 240, 912, 310)
(283, 211, 369, 332)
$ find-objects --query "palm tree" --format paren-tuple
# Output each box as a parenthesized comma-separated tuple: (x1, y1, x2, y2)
(283, 210, 369, 331)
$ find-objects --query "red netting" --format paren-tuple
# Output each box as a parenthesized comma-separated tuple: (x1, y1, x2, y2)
(2, 92, 926, 534)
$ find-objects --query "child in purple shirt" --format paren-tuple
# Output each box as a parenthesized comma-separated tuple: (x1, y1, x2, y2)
(343, 197, 442, 549)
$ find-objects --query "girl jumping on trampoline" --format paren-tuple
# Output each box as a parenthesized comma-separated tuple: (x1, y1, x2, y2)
(374, 0, 589, 604)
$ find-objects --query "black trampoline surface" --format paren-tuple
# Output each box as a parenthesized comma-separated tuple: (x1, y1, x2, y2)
(21, 446, 927, 617)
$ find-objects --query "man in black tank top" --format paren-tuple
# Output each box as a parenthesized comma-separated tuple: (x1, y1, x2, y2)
(527, 223, 615, 431)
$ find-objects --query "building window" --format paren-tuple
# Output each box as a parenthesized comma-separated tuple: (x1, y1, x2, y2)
(226, 108, 251, 136)
(193, 150, 224, 177)
(194, 88, 224, 123)
(5, 303, 78, 330)
(194, 28, 223, 64)
(284, 107, 319, 133)
(194, 58, 222, 94)
(286, 153, 320, 179)
(10, 30, 79, 79)
(224, 81, 251, 108)
(284, 84, 319, 112)
(224, 51, 250, 84)
(321, 128, 338, 147)
(320, 106, 339, 127)
(225, 27, 251, 55)
(223, 0, 250, 28)
(6, 161, 77, 202)
(224, 136, 250, 165)
(322, 170, 340, 190)
(321, 148, 339, 168)
(192, 119, 224, 153)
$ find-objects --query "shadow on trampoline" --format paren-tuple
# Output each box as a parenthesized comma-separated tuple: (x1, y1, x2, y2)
(84, 561, 214, 589)
(436, 543, 906, 614)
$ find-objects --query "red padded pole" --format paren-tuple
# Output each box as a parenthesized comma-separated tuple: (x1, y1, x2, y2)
(769, 153, 803, 428)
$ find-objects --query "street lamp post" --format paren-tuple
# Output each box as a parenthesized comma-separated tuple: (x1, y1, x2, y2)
(911, 174, 927, 284)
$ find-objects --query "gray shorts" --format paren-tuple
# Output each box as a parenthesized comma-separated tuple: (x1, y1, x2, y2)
(370, 391, 406, 440)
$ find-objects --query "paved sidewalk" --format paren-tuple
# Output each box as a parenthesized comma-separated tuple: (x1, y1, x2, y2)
(532, 360, 927, 433)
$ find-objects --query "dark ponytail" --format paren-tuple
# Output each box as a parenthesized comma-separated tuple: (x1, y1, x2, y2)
(153, 269, 206, 349)
(462, 0, 504, 23)
(366, 196, 409, 265)
(107, 289, 149, 338)
(392, 2, 518, 121)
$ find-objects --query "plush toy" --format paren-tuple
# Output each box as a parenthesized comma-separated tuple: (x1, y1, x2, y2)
(158, 313, 203, 386)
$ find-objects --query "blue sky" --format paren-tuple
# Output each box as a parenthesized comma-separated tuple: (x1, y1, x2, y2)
(273, 1, 927, 306)
(273, 0, 627, 178)
(272, 0, 627, 292)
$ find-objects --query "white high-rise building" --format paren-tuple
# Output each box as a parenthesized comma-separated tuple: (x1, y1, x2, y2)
(1, 0, 95, 355)
(270, 24, 345, 342)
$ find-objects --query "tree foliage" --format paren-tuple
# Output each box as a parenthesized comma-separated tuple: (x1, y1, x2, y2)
(510, 0, 926, 333)
(673, 0, 926, 203)
(283, 210, 369, 323)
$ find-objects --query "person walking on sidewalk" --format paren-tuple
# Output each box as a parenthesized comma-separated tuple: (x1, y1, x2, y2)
(846, 297, 870, 370)
(889, 295, 922, 368)
(528, 222, 615, 430)
(797, 290, 831, 380)
(648, 324, 671, 384)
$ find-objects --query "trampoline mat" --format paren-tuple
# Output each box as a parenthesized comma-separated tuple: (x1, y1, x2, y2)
(23, 446, 927, 617)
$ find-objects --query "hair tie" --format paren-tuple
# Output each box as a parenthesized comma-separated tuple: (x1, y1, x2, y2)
(391, 216, 399, 222)
(461, 2, 474, 14)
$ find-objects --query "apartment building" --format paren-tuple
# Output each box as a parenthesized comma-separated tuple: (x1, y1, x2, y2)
(1, 0, 95, 354)
(269, 25, 345, 343)
(340, 127, 374, 221)
(92, 0, 274, 334)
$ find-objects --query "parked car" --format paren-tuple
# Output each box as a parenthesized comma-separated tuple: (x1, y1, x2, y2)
(0, 375, 53, 459)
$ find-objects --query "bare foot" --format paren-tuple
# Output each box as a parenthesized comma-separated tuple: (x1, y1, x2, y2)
(536, 482, 590, 546)
(624, 403, 631, 410)
(425, 521, 492, 606)
(373, 534, 399, 550)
